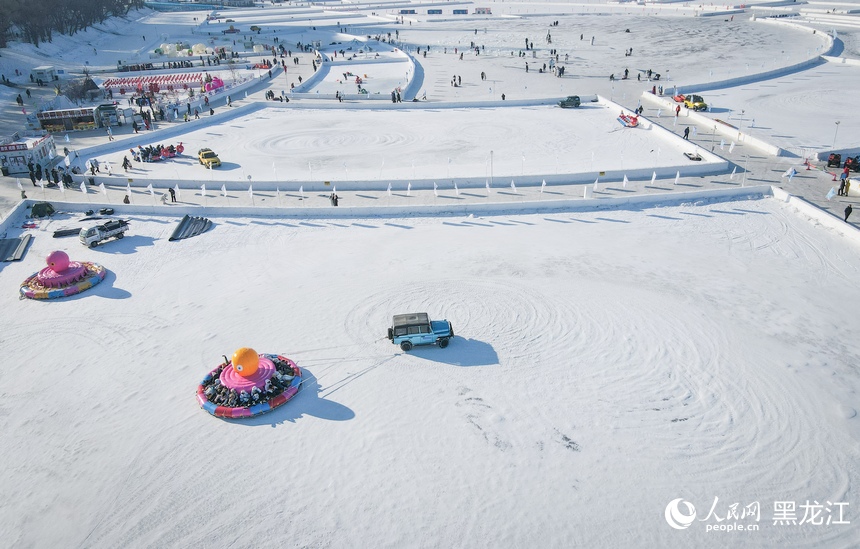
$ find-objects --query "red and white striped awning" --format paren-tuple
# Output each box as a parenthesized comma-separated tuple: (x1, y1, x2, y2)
(102, 73, 205, 90)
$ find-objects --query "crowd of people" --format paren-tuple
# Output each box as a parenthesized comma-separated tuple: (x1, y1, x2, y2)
(838, 164, 853, 197)
(118, 62, 156, 72)
(24, 159, 71, 188)
(264, 90, 287, 102)
(130, 143, 183, 163)
(201, 356, 298, 408)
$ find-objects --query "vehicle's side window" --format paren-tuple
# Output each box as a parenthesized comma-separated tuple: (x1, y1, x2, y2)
(394, 327, 407, 336)
(419, 325, 430, 333)
(407, 326, 420, 335)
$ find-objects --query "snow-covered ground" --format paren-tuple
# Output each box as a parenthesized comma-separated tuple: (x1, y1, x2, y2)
(85, 102, 724, 189)
(1, 2, 854, 157)
(1, 2, 860, 548)
(2, 192, 860, 548)
(690, 59, 860, 157)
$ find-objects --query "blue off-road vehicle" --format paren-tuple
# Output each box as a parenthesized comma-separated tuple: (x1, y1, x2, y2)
(387, 313, 454, 352)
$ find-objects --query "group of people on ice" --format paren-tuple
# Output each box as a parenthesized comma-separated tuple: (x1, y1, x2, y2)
(201, 356, 297, 408)
(611, 68, 661, 82)
(24, 158, 71, 188)
(838, 165, 853, 196)
(129, 143, 184, 163)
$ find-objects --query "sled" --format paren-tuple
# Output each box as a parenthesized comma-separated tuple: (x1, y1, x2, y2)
(617, 113, 640, 128)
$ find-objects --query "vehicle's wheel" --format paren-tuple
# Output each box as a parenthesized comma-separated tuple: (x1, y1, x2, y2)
(400, 341, 412, 352)
(89, 242, 96, 248)
(117, 233, 124, 239)
(438, 338, 449, 349)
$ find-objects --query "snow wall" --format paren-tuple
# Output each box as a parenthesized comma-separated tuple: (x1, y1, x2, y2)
(6, 187, 859, 244)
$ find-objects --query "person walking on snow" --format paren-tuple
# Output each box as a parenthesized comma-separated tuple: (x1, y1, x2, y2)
(683, 127, 690, 140)
(846, 204, 853, 222)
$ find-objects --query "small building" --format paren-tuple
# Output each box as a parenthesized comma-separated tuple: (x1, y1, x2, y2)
(0, 133, 57, 175)
(30, 66, 58, 82)
(35, 104, 118, 133)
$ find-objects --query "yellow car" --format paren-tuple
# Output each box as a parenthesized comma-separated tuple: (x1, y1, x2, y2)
(683, 94, 707, 111)
(198, 148, 221, 168)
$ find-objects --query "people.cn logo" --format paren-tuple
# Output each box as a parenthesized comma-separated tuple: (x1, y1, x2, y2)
(665, 498, 697, 530)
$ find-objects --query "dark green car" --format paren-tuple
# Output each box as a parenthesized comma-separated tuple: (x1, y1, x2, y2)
(559, 95, 581, 108)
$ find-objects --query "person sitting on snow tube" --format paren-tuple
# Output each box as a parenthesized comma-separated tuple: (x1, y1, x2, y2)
(226, 389, 239, 407)
(250, 386, 263, 403)
(276, 371, 293, 386)
(264, 378, 277, 396)
(239, 390, 250, 406)
(269, 375, 285, 392)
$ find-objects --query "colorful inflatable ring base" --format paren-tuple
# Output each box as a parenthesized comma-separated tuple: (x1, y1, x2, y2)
(617, 114, 640, 128)
(196, 354, 302, 419)
(19, 262, 107, 300)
